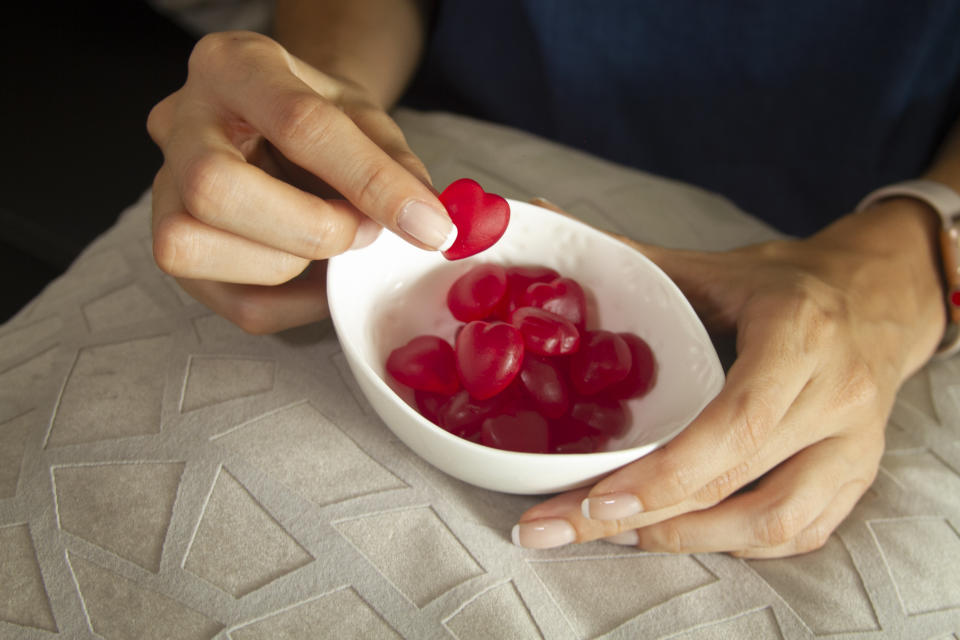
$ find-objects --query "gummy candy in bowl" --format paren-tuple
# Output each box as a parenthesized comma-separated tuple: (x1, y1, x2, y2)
(326, 200, 724, 494)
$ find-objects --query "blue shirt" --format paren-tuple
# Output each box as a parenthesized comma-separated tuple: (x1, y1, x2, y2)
(403, 1, 960, 236)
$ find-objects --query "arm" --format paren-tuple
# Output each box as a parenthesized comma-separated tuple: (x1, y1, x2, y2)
(274, 0, 431, 108)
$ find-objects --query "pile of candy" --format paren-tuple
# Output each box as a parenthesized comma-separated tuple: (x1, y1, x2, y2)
(386, 263, 657, 453)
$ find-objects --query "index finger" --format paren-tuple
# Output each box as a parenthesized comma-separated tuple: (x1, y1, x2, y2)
(189, 33, 456, 251)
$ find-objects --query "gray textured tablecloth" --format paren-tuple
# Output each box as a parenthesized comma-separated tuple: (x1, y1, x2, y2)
(1, 109, 959, 639)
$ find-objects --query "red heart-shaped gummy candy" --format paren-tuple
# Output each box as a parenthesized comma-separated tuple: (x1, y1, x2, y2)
(435, 389, 503, 440)
(481, 409, 550, 453)
(521, 277, 588, 329)
(499, 265, 559, 318)
(550, 416, 610, 454)
(414, 389, 449, 425)
(517, 354, 571, 419)
(440, 178, 511, 260)
(604, 332, 657, 400)
(455, 321, 524, 400)
(510, 306, 580, 356)
(569, 330, 632, 395)
(386, 335, 459, 395)
(447, 263, 508, 321)
(570, 397, 630, 438)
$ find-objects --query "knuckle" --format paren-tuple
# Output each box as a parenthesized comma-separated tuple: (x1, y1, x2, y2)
(650, 523, 686, 554)
(272, 93, 338, 147)
(728, 392, 775, 458)
(647, 454, 699, 508)
(755, 503, 806, 547)
(188, 32, 232, 76)
(353, 162, 394, 211)
(832, 359, 881, 413)
(795, 523, 832, 554)
(180, 151, 230, 219)
(146, 97, 173, 146)
(301, 216, 350, 260)
(189, 31, 269, 77)
(789, 277, 845, 353)
(152, 216, 197, 277)
(692, 460, 753, 507)
(225, 296, 277, 335)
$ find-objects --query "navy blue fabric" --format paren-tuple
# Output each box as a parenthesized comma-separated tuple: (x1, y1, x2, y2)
(403, 1, 960, 236)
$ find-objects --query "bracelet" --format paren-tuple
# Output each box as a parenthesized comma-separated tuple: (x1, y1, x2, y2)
(855, 179, 960, 359)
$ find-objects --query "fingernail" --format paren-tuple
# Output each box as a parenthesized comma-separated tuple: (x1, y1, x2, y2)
(581, 493, 642, 520)
(603, 530, 639, 546)
(511, 519, 576, 549)
(349, 218, 383, 250)
(397, 200, 457, 250)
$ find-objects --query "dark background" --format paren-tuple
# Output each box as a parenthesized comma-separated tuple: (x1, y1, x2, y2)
(1, 1, 197, 322)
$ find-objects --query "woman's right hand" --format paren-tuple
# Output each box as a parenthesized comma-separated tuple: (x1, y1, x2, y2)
(146, 31, 454, 333)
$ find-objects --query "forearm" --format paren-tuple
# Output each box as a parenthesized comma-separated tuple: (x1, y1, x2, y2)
(273, 0, 431, 107)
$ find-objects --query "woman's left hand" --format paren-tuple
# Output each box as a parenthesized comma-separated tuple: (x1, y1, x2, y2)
(513, 197, 946, 558)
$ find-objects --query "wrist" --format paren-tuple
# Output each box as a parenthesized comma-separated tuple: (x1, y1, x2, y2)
(812, 197, 946, 373)
(853, 179, 960, 361)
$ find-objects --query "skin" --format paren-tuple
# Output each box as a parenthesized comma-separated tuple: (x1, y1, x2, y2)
(147, 1, 959, 556)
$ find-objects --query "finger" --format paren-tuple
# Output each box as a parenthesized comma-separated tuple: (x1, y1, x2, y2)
(512, 486, 699, 549)
(152, 166, 310, 284)
(190, 33, 455, 250)
(632, 435, 877, 554)
(175, 261, 329, 335)
(731, 479, 869, 558)
(346, 102, 435, 189)
(164, 109, 371, 259)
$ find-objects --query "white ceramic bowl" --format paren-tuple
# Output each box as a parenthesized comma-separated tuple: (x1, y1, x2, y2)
(327, 200, 724, 494)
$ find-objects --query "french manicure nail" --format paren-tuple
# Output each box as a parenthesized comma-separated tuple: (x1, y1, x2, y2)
(397, 200, 457, 250)
(603, 530, 640, 546)
(511, 519, 576, 549)
(581, 493, 642, 520)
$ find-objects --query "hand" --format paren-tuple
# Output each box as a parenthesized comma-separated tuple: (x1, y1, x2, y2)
(513, 198, 945, 558)
(147, 31, 454, 333)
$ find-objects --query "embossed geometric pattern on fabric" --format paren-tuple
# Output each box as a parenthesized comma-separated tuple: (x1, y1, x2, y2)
(69, 553, 223, 640)
(0, 524, 57, 632)
(528, 554, 717, 637)
(54, 462, 185, 572)
(229, 587, 402, 640)
(666, 607, 784, 640)
(0, 315, 62, 366)
(2, 110, 960, 638)
(180, 355, 275, 412)
(183, 468, 313, 597)
(0, 346, 57, 418)
(335, 507, 485, 607)
(82, 283, 164, 332)
(0, 411, 33, 499)
(870, 517, 960, 615)
(443, 581, 542, 640)
(47, 335, 171, 447)
(747, 536, 879, 634)
(881, 451, 960, 518)
(212, 402, 405, 507)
